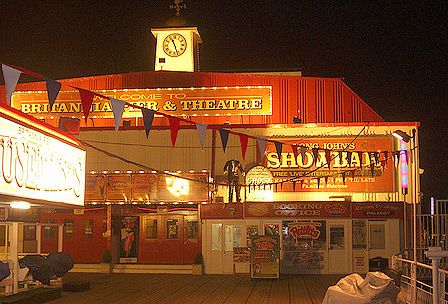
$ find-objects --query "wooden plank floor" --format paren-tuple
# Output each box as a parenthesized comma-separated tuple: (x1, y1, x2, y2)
(46, 273, 345, 304)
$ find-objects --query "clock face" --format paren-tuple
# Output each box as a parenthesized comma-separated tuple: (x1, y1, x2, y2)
(162, 33, 187, 57)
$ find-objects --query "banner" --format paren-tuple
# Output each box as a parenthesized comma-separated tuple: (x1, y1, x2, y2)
(250, 235, 280, 279)
(12, 86, 272, 119)
(264, 137, 394, 192)
(107, 174, 132, 201)
(244, 201, 350, 218)
(85, 174, 107, 201)
(157, 173, 209, 202)
(119, 216, 139, 263)
(351, 202, 404, 218)
(131, 173, 157, 202)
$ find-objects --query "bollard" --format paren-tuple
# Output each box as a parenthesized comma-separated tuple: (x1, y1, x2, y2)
(425, 247, 448, 304)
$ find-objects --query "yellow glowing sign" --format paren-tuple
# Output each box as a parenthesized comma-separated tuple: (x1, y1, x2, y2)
(0, 115, 86, 206)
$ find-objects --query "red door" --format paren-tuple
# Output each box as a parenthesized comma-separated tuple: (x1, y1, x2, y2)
(138, 214, 201, 264)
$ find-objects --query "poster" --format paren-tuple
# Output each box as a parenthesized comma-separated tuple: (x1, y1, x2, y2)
(281, 221, 325, 273)
(119, 216, 139, 263)
(250, 235, 280, 279)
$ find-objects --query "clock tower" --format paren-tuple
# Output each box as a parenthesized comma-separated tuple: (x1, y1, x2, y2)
(152, 1, 202, 72)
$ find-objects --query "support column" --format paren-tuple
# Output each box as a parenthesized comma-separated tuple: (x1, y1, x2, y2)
(10, 222, 19, 294)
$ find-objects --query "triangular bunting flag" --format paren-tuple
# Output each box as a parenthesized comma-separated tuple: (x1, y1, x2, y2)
(380, 159, 387, 171)
(239, 134, 249, 160)
(196, 123, 208, 150)
(317, 178, 321, 189)
(141, 108, 155, 138)
(292, 144, 298, 158)
(342, 172, 346, 184)
(324, 176, 328, 185)
(374, 152, 380, 165)
(299, 179, 303, 188)
(351, 169, 356, 179)
(257, 137, 266, 160)
(383, 151, 389, 164)
(45, 78, 62, 110)
(78, 89, 95, 123)
(338, 151, 343, 164)
(274, 141, 282, 160)
(325, 149, 331, 169)
(110, 97, 126, 132)
(274, 183, 277, 192)
(168, 117, 180, 147)
(300, 146, 307, 162)
(370, 163, 375, 178)
(219, 129, 230, 153)
(2, 64, 22, 105)
(292, 181, 296, 191)
(312, 148, 319, 165)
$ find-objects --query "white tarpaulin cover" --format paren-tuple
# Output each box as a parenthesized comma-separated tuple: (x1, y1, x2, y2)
(322, 271, 399, 304)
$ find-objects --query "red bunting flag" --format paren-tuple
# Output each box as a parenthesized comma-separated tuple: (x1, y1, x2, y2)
(168, 116, 180, 147)
(239, 134, 249, 160)
(78, 89, 95, 123)
(351, 169, 356, 179)
(291, 144, 298, 158)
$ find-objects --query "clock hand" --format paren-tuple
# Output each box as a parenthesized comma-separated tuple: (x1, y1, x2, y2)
(171, 40, 179, 55)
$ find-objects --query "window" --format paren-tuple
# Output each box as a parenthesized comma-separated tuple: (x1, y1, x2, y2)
(211, 223, 222, 250)
(44, 219, 55, 238)
(146, 219, 158, 239)
(329, 225, 345, 250)
(166, 219, 178, 239)
(370, 223, 385, 250)
(186, 220, 198, 240)
(23, 225, 36, 241)
(64, 220, 74, 238)
(264, 224, 279, 236)
(225, 225, 241, 251)
(83, 219, 93, 238)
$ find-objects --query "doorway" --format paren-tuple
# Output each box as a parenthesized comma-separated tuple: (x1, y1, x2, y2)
(328, 220, 349, 273)
(138, 214, 200, 264)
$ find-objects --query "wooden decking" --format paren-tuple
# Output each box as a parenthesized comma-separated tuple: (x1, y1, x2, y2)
(47, 272, 345, 304)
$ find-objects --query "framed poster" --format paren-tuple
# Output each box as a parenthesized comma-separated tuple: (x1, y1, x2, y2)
(250, 235, 280, 279)
(119, 216, 139, 263)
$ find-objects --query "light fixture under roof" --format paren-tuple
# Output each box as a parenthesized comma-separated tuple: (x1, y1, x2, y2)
(10, 201, 31, 210)
(392, 130, 412, 143)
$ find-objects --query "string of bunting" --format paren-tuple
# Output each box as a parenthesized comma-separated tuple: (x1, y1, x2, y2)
(1, 62, 414, 190)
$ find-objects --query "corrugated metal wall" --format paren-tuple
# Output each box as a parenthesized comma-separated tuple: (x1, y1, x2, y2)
(7, 71, 384, 125)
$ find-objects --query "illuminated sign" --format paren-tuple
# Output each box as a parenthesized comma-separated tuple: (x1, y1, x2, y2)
(12, 86, 272, 119)
(244, 201, 350, 218)
(264, 137, 394, 192)
(0, 115, 86, 206)
(245, 166, 274, 201)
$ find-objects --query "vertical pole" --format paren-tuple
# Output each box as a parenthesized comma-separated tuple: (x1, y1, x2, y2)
(58, 225, 63, 252)
(10, 222, 18, 294)
(211, 129, 216, 181)
(36, 224, 41, 254)
(431, 257, 440, 304)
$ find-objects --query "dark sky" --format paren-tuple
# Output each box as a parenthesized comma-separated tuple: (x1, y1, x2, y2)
(1, 1, 447, 203)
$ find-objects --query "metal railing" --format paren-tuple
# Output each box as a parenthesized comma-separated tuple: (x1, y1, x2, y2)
(392, 254, 448, 304)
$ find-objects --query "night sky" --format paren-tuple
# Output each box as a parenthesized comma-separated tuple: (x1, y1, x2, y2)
(1, 1, 447, 204)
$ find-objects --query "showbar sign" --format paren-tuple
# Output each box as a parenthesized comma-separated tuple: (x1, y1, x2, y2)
(265, 137, 394, 192)
(0, 111, 86, 206)
(12, 86, 272, 119)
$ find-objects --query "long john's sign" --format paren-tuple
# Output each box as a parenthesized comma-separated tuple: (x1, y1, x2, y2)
(0, 115, 85, 206)
(12, 87, 272, 118)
